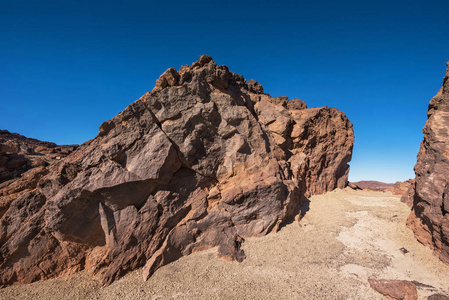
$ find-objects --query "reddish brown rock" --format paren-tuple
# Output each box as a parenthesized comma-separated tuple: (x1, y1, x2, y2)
(401, 180, 416, 207)
(391, 180, 415, 196)
(0, 130, 77, 183)
(0, 131, 77, 220)
(407, 62, 449, 265)
(0, 55, 354, 287)
(368, 279, 418, 300)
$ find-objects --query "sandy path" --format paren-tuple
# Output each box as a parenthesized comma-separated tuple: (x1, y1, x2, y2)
(1, 188, 448, 299)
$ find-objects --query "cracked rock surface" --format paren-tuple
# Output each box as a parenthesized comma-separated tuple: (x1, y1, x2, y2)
(407, 62, 449, 265)
(0, 55, 354, 287)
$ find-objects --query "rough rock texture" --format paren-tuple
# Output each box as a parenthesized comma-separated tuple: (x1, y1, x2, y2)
(0, 55, 354, 287)
(0, 130, 77, 183)
(401, 180, 416, 208)
(0, 131, 77, 218)
(368, 279, 418, 300)
(390, 180, 415, 196)
(407, 62, 449, 265)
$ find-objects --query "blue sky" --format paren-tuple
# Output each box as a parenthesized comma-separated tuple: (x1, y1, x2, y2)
(1, 0, 448, 183)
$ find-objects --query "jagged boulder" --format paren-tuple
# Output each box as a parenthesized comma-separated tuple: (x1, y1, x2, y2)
(0, 55, 354, 287)
(407, 61, 449, 264)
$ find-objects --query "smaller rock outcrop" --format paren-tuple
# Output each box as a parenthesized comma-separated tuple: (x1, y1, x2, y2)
(0, 131, 77, 218)
(0, 130, 77, 183)
(401, 181, 416, 207)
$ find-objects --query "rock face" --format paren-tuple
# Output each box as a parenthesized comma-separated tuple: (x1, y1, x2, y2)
(0, 130, 77, 183)
(407, 62, 449, 264)
(0, 131, 77, 218)
(401, 180, 416, 207)
(0, 55, 354, 287)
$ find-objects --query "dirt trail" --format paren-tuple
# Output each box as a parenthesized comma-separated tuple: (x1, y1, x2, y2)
(1, 188, 448, 299)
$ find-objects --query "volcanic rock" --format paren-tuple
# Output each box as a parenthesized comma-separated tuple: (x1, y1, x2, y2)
(391, 180, 415, 196)
(0, 130, 77, 184)
(407, 62, 449, 265)
(0, 131, 77, 218)
(0, 55, 354, 287)
(368, 279, 418, 300)
(401, 180, 416, 207)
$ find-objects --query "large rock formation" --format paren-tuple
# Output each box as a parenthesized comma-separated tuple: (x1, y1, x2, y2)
(407, 62, 449, 264)
(0, 55, 354, 287)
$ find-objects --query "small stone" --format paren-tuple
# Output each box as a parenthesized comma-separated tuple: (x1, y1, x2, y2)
(428, 294, 449, 300)
(368, 279, 418, 300)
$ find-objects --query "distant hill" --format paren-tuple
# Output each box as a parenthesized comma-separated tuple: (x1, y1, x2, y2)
(350, 180, 413, 196)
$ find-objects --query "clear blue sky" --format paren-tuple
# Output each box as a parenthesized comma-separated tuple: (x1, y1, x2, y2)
(1, 0, 448, 183)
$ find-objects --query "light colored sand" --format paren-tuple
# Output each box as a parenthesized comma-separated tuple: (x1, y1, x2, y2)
(1, 188, 449, 299)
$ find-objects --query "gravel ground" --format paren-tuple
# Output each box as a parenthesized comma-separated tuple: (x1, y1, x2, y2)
(1, 188, 448, 299)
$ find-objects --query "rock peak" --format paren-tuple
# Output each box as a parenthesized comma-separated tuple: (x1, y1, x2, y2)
(192, 54, 213, 68)
(151, 55, 263, 95)
(152, 54, 215, 92)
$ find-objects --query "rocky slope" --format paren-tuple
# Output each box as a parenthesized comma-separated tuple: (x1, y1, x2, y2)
(0, 131, 77, 217)
(0, 55, 354, 287)
(0, 130, 77, 183)
(407, 61, 449, 265)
